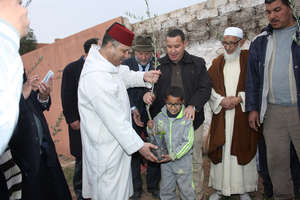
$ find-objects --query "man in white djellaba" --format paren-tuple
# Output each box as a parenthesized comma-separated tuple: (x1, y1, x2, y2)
(78, 22, 161, 200)
(207, 27, 260, 200)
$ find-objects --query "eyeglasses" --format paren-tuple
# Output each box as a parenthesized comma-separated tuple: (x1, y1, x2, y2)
(221, 39, 241, 47)
(20, 0, 31, 8)
(166, 103, 182, 107)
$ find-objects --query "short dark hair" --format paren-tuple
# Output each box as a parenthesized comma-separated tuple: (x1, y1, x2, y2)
(101, 28, 120, 48)
(265, 0, 290, 7)
(165, 86, 184, 101)
(84, 38, 99, 54)
(167, 29, 185, 42)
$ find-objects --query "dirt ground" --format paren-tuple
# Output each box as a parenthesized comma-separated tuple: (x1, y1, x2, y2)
(60, 155, 265, 200)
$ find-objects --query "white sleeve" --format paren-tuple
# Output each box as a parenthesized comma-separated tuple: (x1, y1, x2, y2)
(238, 91, 246, 112)
(209, 88, 224, 114)
(119, 65, 151, 89)
(0, 49, 23, 155)
(86, 72, 144, 155)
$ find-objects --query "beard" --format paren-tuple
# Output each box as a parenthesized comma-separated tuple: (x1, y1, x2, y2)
(224, 46, 241, 63)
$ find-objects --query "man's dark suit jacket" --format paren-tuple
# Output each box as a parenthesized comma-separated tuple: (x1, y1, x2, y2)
(61, 57, 84, 157)
(122, 56, 152, 136)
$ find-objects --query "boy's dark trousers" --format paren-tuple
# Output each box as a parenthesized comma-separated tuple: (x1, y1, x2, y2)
(258, 135, 300, 198)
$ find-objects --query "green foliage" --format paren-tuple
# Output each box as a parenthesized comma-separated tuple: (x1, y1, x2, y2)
(51, 112, 64, 137)
(19, 28, 37, 55)
(27, 56, 43, 75)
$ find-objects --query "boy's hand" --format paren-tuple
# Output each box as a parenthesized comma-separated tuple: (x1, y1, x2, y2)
(147, 120, 154, 129)
(158, 154, 172, 163)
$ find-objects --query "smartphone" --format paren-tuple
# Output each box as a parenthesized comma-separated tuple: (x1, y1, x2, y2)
(42, 70, 54, 83)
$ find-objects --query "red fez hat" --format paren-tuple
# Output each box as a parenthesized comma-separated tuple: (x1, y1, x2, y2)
(107, 22, 134, 46)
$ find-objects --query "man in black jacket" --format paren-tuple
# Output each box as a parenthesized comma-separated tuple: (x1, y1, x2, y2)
(122, 35, 161, 200)
(61, 38, 98, 200)
(144, 29, 211, 200)
(9, 73, 72, 200)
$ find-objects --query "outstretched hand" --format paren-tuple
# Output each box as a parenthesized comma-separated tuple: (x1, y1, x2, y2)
(139, 143, 158, 162)
(143, 70, 161, 83)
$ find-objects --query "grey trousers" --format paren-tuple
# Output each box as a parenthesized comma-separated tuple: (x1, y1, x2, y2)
(263, 104, 300, 200)
(160, 155, 195, 200)
(193, 126, 204, 200)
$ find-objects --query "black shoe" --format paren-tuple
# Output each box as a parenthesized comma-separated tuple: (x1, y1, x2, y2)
(151, 190, 160, 199)
(130, 191, 142, 200)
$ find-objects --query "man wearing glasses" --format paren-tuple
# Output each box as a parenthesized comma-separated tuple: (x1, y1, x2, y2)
(207, 27, 259, 200)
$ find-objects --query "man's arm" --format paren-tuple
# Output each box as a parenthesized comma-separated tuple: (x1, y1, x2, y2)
(184, 59, 211, 120)
(245, 41, 260, 112)
(246, 41, 261, 131)
(61, 66, 80, 124)
(81, 72, 158, 162)
(189, 59, 212, 110)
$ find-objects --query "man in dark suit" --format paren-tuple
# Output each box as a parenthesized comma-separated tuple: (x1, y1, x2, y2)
(61, 38, 98, 200)
(122, 35, 161, 200)
(9, 73, 72, 200)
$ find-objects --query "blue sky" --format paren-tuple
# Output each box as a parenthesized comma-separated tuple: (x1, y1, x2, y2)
(27, 0, 204, 43)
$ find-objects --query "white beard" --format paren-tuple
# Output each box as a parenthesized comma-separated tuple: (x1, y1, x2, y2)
(224, 46, 241, 63)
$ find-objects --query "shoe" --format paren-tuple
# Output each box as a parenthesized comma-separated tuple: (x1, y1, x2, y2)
(240, 193, 251, 200)
(130, 191, 142, 200)
(151, 190, 160, 199)
(209, 192, 222, 200)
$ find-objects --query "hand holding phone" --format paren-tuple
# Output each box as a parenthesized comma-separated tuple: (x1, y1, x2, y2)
(42, 70, 54, 83)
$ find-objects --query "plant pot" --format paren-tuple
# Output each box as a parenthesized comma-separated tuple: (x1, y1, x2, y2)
(147, 134, 168, 161)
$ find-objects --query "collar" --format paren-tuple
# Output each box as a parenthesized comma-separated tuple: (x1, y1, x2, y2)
(159, 51, 193, 65)
(161, 105, 185, 119)
(86, 45, 119, 74)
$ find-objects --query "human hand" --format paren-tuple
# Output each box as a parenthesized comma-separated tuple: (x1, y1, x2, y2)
(184, 105, 195, 120)
(70, 120, 80, 130)
(249, 111, 260, 132)
(220, 96, 235, 110)
(143, 92, 156, 105)
(143, 70, 161, 83)
(147, 120, 154, 129)
(158, 154, 172, 163)
(38, 77, 52, 101)
(232, 96, 242, 106)
(133, 109, 144, 127)
(139, 143, 158, 162)
(22, 75, 39, 99)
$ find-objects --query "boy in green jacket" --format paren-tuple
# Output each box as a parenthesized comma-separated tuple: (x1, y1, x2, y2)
(148, 86, 195, 200)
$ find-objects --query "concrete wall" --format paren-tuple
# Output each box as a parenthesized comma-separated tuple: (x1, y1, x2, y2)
(130, 0, 266, 62)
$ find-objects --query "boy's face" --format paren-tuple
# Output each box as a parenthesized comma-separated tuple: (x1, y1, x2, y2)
(166, 95, 183, 115)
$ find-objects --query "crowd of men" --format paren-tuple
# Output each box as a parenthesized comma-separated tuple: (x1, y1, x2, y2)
(0, 0, 300, 200)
